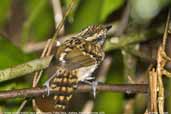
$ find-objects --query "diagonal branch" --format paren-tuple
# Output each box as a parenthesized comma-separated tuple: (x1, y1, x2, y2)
(0, 56, 53, 82)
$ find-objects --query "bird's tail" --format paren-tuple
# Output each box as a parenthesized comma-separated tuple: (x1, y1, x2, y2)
(34, 67, 78, 112)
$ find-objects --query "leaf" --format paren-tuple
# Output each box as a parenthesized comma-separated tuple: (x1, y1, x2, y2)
(68, 0, 102, 33)
(68, 0, 123, 33)
(100, 0, 124, 21)
(0, 37, 35, 69)
(0, 36, 35, 89)
(24, 0, 54, 42)
(0, 36, 36, 111)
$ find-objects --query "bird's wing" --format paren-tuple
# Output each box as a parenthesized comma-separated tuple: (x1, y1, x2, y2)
(56, 38, 104, 70)
(62, 47, 97, 70)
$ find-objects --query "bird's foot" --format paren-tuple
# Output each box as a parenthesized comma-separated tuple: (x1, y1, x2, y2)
(43, 72, 58, 96)
(80, 79, 98, 98)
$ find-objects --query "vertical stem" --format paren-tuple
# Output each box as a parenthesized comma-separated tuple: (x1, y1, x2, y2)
(122, 45, 137, 114)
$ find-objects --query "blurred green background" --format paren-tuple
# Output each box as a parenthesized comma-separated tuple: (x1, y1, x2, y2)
(0, 0, 170, 113)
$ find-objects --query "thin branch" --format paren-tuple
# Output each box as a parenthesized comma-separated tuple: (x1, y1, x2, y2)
(156, 10, 171, 114)
(32, 0, 76, 89)
(32, 39, 52, 87)
(17, 99, 27, 112)
(97, 56, 112, 81)
(23, 33, 75, 53)
(114, 1, 130, 36)
(148, 68, 157, 112)
(105, 28, 161, 51)
(0, 83, 148, 100)
(28, 1, 76, 112)
(146, 9, 171, 114)
(162, 9, 170, 50)
(51, 0, 64, 34)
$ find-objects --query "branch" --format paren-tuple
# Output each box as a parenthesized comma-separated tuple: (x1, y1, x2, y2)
(51, 0, 64, 34)
(0, 56, 53, 82)
(104, 28, 160, 51)
(0, 83, 148, 100)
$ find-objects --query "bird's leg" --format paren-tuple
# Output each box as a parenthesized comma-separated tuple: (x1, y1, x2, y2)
(43, 72, 58, 96)
(81, 77, 98, 98)
(92, 81, 98, 98)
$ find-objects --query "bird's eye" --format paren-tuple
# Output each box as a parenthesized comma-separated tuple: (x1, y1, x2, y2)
(97, 35, 103, 41)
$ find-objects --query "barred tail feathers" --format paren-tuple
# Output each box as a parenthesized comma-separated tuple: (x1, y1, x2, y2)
(35, 67, 78, 112)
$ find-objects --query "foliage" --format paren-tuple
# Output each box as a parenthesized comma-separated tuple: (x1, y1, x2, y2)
(0, 0, 170, 113)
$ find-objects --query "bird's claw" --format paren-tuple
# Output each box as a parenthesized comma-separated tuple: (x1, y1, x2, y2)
(43, 81, 50, 96)
(43, 72, 58, 96)
(81, 80, 98, 98)
(92, 81, 98, 98)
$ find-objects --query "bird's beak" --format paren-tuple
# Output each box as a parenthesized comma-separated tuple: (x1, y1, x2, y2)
(105, 24, 112, 31)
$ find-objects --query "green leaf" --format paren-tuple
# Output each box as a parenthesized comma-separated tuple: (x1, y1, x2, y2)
(0, 36, 36, 111)
(0, 37, 35, 69)
(68, 0, 123, 33)
(68, 0, 102, 33)
(0, 36, 35, 89)
(100, 0, 124, 21)
(23, 0, 54, 42)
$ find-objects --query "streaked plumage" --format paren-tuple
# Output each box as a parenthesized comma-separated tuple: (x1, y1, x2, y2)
(35, 25, 111, 112)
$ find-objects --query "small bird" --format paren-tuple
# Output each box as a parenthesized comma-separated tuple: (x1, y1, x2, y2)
(35, 24, 111, 112)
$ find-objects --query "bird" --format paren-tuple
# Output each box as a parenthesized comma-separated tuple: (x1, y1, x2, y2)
(35, 24, 112, 112)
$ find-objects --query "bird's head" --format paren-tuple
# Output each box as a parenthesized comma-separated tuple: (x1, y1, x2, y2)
(77, 25, 112, 46)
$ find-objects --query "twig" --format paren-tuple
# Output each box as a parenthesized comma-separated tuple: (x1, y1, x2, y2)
(18, 1, 53, 111)
(105, 28, 161, 51)
(17, 99, 27, 112)
(51, 0, 64, 34)
(0, 83, 148, 100)
(97, 56, 112, 81)
(32, 0, 76, 91)
(146, 9, 171, 114)
(122, 44, 137, 114)
(123, 99, 135, 114)
(23, 33, 75, 53)
(32, 39, 52, 88)
(157, 10, 171, 114)
(162, 10, 170, 50)
(148, 68, 157, 112)
(30, 0, 76, 112)
(81, 101, 94, 112)
(114, 1, 130, 36)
